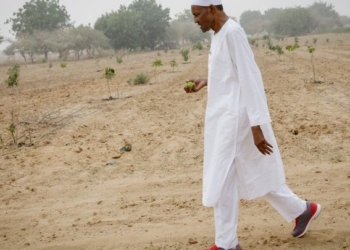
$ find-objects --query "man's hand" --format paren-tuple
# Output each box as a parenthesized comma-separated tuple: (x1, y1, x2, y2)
(184, 78, 207, 93)
(251, 126, 273, 155)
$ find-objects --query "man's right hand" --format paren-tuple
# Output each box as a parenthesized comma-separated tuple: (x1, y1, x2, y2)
(184, 78, 207, 93)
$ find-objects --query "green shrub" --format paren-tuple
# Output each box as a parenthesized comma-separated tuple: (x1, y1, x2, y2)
(116, 56, 123, 64)
(134, 72, 149, 85)
(104, 67, 116, 80)
(103, 68, 116, 99)
(6, 63, 20, 87)
(170, 59, 178, 72)
(180, 49, 189, 62)
(192, 42, 203, 51)
(60, 62, 67, 68)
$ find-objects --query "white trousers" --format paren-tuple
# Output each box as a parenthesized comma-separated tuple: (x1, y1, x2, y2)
(214, 161, 306, 249)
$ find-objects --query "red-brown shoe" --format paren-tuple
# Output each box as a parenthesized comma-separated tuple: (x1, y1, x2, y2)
(292, 201, 321, 237)
(206, 244, 242, 250)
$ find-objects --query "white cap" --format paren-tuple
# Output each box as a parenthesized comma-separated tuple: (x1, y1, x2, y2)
(191, 0, 222, 6)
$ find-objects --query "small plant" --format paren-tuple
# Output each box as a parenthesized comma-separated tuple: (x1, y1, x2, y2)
(263, 35, 273, 50)
(307, 46, 316, 83)
(49, 62, 53, 68)
(152, 59, 163, 83)
(313, 38, 318, 45)
(192, 42, 203, 51)
(8, 123, 17, 145)
(170, 59, 178, 72)
(6, 63, 20, 87)
(164, 49, 168, 54)
(60, 62, 67, 68)
(268, 44, 284, 61)
(116, 56, 123, 64)
(103, 67, 116, 100)
(133, 72, 149, 85)
(157, 52, 161, 56)
(152, 59, 163, 67)
(326, 38, 329, 43)
(180, 49, 189, 63)
(275, 45, 284, 61)
(285, 44, 300, 69)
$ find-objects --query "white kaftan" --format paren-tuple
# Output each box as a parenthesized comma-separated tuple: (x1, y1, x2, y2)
(203, 19, 286, 207)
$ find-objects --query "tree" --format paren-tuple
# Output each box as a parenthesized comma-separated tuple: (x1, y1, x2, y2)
(239, 10, 265, 34)
(50, 29, 74, 60)
(31, 31, 57, 60)
(271, 8, 315, 36)
(95, 6, 143, 50)
(10, 34, 38, 62)
(8, 31, 59, 62)
(4, 44, 16, 59)
(0, 35, 4, 44)
(5, 27, 110, 62)
(339, 15, 350, 26)
(175, 9, 193, 22)
(308, 2, 341, 32)
(128, 0, 170, 50)
(71, 25, 110, 59)
(167, 20, 210, 44)
(95, 0, 171, 50)
(263, 8, 283, 33)
(166, 9, 210, 44)
(6, 0, 72, 36)
(264, 8, 283, 21)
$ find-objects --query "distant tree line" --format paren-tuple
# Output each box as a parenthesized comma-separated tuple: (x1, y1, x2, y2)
(4, 26, 109, 62)
(165, 9, 210, 46)
(3, 0, 109, 62)
(239, 2, 350, 36)
(2, 0, 210, 62)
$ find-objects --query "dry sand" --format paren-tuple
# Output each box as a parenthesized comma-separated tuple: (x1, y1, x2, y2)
(0, 33, 350, 250)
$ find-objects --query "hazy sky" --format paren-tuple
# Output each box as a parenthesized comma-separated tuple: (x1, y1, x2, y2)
(1, 0, 350, 45)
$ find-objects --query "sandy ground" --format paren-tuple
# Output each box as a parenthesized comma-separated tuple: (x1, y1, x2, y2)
(0, 33, 350, 250)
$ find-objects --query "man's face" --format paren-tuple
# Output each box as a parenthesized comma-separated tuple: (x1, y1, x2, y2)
(191, 5, 214, 33)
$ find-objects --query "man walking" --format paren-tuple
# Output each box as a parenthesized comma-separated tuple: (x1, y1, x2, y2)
(184, 1, 321, 249)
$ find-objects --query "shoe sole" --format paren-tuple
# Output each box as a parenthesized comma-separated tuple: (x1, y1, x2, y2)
(295, 203, 322, 238)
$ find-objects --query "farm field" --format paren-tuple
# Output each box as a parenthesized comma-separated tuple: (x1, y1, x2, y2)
(0, 33, 350, 250)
